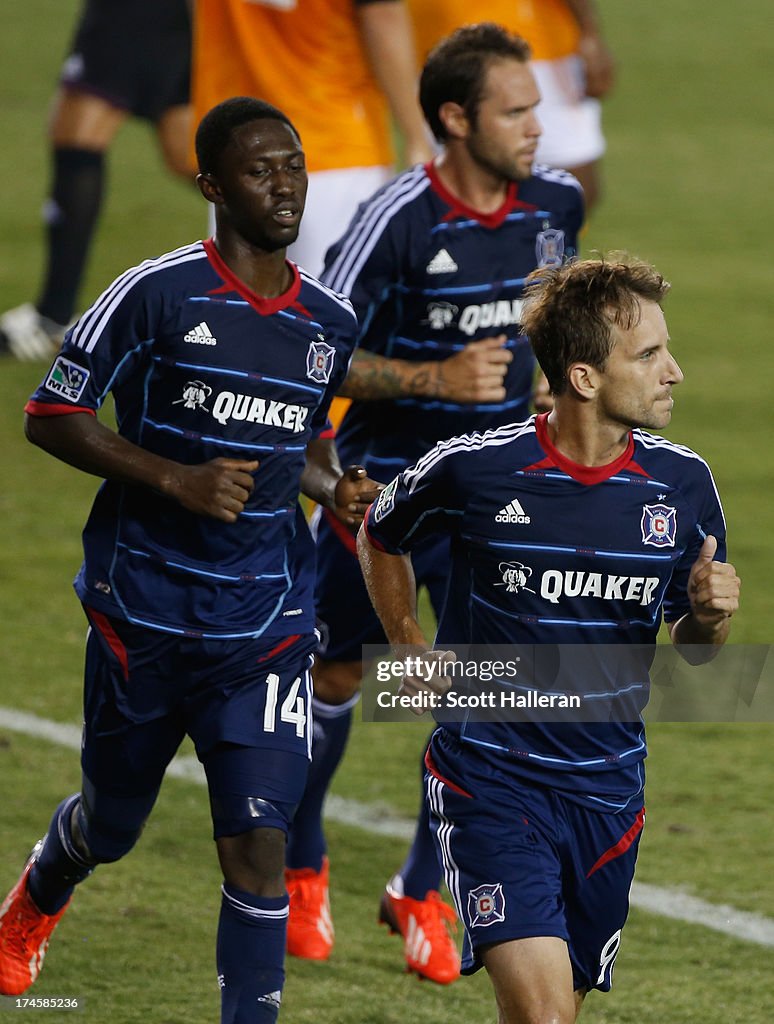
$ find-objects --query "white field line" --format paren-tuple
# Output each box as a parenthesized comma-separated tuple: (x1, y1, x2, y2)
(2, 705, 773, 948)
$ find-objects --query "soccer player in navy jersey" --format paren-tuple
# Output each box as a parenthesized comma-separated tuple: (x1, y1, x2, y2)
(284, 23, 583, 981)
(358, 255, 741, 1023)
(0, 97, 380, 1023)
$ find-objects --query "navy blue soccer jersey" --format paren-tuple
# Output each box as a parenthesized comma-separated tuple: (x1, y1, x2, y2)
(364, 414, 727, 809)
(321, 161, 583, 479)
(26, 239, 358, 639)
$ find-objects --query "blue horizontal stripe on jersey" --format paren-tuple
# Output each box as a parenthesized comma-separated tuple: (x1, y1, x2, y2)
(458, 731, 647, 769)
(153, 356, 324, 396)
(276, 308, 326, 332)
(391, 335, 527, 352)
(467, 537, 678, 561)
(112, 611, 279, 640)
(188, 297, 251, 306)
(581, 684, 649, 701)
(408, 278, 529, 297)
(143, 418, 306, 452)
(364, 455, 407, 466)
(117, 544, 287, 583)
(512, 469, 673, 490)
(239, 507, 294, 519)
(394, 389, 532, 413)
(431, 211, 549, 232)
(470, 590, 660, 628)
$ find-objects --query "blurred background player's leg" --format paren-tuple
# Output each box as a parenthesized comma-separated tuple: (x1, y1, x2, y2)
(0, 0, 193, 360)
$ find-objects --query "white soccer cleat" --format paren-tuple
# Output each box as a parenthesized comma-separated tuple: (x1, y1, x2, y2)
(0, 304, 66, 361)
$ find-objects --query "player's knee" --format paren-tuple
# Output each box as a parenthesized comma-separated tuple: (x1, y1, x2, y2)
(216, 824, 287, 897)
(75, 799, 147, 864)
(312, 659, 363, 704)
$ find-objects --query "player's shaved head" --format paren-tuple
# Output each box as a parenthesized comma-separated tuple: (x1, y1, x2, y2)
(521, 255, 671, 395)
(195, 96, 301, 175)
(420, 22, 531, 142)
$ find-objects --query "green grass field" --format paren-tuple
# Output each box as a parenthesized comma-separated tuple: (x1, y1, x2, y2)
(1, 1, 773, 1021)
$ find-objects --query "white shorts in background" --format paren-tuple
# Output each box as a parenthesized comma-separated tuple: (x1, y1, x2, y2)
(289, 165, 392, 276)
(205, 164, 391, 278)
(532, 55, 605, 169)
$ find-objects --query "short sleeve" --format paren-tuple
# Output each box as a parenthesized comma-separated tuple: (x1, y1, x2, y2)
(663, 462, 727, 623)
(364, 439, 468, 553)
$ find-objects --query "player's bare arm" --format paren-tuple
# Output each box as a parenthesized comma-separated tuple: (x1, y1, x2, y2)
(301, 436, 382, 527)
(338, 335, 512, 403)
(565, 0, 616, 98)
(667, 535, 741, 663)
(355, 0, 433, 167)
(24, 411, 258, 524)
(356, 526, 453, 712)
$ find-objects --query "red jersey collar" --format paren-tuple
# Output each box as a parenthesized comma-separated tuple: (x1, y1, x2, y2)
(425, 161, 520, 229)
(534, 413, 636, 485)
(204, 237, 301, 315)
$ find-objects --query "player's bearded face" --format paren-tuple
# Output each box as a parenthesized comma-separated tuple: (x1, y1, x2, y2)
(465, 59, 541, 182)
(597, 302, 684, 431)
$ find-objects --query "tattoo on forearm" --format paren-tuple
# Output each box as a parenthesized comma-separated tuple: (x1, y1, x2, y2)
(340, 351, 436, 400)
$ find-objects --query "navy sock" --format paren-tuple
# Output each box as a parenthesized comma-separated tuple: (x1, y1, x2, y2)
(217, 884, 288, 1024)
(285, 695, 357, 871)
(397, 744, 443, 900)
(28, 795, 95, 915)
(37, 146, 105, 325)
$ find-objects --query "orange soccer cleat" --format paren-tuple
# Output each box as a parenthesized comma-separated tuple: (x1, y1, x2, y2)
(0, 843, 71, 996)
(285, 856, 334, 961)
(378, 880, 460, 984)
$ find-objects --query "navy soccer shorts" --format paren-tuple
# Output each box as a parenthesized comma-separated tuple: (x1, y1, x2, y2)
(60, 0, 191, 121)
(81, 606, 316, 840)
(425, 729, 644, 993)
(314, 508, 449, 663)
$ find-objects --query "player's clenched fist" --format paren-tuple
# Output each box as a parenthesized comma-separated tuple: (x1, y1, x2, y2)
(168, 457, 259, 522)
(333, 465, 384, 528)
(433, 334, 513, 403)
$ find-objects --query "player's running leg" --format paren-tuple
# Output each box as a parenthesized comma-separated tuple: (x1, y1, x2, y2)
(378, 556, 460, 983)
(378, 747, 460, 984)
(285, 658, 362, 960)
(206, 743, 311, 1024)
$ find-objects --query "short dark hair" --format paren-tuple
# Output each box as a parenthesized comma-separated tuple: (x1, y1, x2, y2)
(419, 23, 531, 142)
(520, 255, 672, 396)
(195, 96, 301, 175)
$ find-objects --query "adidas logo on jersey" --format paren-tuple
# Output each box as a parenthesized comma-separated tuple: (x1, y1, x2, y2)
(495, 498, 531, 524)
(426, 248, 458, 274)
(184, 321, 217, 345)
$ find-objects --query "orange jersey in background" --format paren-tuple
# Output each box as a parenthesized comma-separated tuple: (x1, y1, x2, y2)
(193, 0, 393, 172)
(407, 0, 580, 62)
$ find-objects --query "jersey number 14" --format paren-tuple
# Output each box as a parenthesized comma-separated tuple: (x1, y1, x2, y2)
(263, 673, 307, 737)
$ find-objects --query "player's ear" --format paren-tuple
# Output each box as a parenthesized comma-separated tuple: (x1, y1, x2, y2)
(567, 362, 599, 401)
(438, 101, 469, 141)
(197, 172, 223, 205)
